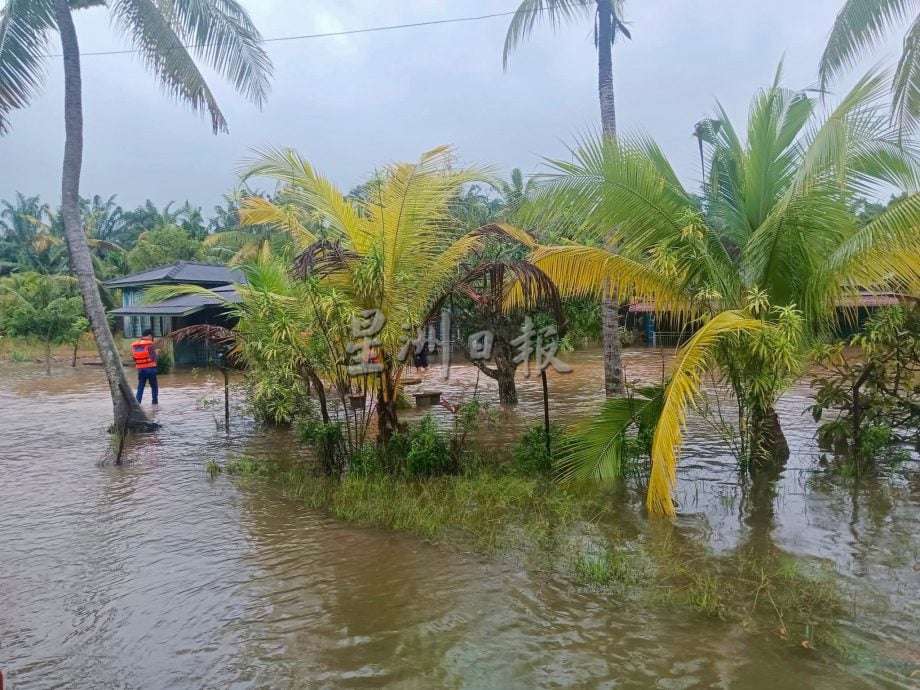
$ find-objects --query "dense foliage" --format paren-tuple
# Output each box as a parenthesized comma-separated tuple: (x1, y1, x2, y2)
(811, 304, 920, 469)
(0, 272, 87, 373)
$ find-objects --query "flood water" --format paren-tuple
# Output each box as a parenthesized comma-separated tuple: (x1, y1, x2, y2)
(1, 349, 918, 688)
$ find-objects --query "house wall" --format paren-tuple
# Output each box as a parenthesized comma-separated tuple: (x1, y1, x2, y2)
(171, 307, 234, 365)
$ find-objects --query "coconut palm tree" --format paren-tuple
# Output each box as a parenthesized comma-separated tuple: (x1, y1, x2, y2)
(504, 0, 631, 398)
(238, 145, 534, 439)
(0, 0, 272, 430)
(0, 193, 64, 273)
(204, 191, 303, 264)
(819, 0, 920, 132)
(498, 167, 536, 221)
(529, 68, 920, 516)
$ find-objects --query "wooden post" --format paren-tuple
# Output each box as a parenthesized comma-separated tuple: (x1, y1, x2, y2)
(223, 367, 230, 433)
(541, 369, 551, 457)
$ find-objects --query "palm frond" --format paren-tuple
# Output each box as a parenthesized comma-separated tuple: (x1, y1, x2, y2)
(817, 192, 920, 304)
(0, 0, 55, 135)
(648, 311, 764, 516)
(893, 12, 920, 134)
(527, 244, 688, 312)
(819, 0, 916, 90)
(110, 0, 229, 133)
(141, 282, 229, 304)
(529, 132, 693, 248)
(238, 196, 316, 247)
(241, 146, 366, 247)
(158, 0, 272, 106)
(503, 0, 593, 70)
(557, 386, 663, 482)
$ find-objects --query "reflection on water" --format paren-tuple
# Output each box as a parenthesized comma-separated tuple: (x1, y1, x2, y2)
(0, 351, 917, 688)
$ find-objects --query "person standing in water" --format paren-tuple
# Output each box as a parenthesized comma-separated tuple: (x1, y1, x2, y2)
(132, 329, 159, 405)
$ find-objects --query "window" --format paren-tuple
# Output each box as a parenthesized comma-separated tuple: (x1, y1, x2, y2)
(130, 316, 166, 338)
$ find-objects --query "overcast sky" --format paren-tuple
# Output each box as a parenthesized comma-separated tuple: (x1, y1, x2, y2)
(0, 0, 902, 211)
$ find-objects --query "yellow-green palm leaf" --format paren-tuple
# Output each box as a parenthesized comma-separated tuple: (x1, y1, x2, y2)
(648, 310, 764, 517)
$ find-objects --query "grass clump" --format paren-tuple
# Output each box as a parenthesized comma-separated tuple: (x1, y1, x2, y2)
(281, 470, 607, 551)
(225, 457, 268, 476)
(650, 540, 842, 647)
(572, 544, 645, 590)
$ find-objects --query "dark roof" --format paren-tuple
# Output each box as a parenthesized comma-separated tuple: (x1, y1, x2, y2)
(112, 284, 241, 317)
(104, 261, 243, 288)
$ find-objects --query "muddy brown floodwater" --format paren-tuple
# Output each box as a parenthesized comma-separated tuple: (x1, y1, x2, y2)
(1, 349, 918, 688)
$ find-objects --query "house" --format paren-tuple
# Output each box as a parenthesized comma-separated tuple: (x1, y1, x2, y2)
(105, 261, 242, 365)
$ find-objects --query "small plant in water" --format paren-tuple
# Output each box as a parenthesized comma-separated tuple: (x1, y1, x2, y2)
(225, 457, 264, 476)
(205, 459, 222, 477)
(573, 545, 642, 589)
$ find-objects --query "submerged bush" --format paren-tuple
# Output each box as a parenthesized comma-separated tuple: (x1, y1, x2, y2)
(404, 415, 452, 476)
(512, 422, 566, 476)
(297, 417, 348, 477)
(811, 304, 920, 472)
(155, 349, 173, 375)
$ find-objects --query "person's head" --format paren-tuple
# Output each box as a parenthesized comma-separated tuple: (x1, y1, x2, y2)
(142, 329, 154, 339)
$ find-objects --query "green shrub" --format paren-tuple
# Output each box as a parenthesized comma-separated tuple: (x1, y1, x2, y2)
(155, 349, 172, 374)
(297, 417, 347, 476)
(513, 423, 565, 476)
(348, 444, 381, 477)
(404, 415, 453, 477)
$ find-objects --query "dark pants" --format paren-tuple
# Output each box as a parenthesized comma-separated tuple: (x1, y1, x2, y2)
(136, 367, 158, 404)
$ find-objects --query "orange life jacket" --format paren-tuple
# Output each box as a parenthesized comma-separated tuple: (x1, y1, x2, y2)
(131, 338, 156, 369)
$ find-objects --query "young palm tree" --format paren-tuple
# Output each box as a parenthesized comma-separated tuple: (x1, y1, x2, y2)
(0, 0, 272, 430)
(819, 0, 920, 132)
(504, 0, 631, 398)
(239, 145, 534, 439)
(529, 68, 920, 516)
(498, 167, 536, 221)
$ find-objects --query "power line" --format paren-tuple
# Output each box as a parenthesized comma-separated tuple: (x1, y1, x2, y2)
(45, 1, 593, 58)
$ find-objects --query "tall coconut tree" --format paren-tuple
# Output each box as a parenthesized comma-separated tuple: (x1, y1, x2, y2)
(0, 0, 272, 430)
(504, 0, 631, 398)
(529, 68, 920, 515)
(819, 0, 920, 132)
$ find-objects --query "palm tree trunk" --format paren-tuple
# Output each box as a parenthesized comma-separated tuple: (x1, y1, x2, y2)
(53, 0, 154, 432)
(597, 0, 617, 137)
(597, 0, 625, 397)
(751, 405, 790, 465)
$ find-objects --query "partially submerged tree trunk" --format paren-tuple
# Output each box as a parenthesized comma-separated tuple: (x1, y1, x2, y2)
(305, 368, 330, 424)
(598, 0, 626, 397)
(53, 0, 155, 432)
(494, 341, 519, 404)
(45, 340, 52, 376)
(472, 338, 519, 404)
(751, 406, 790, 465)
